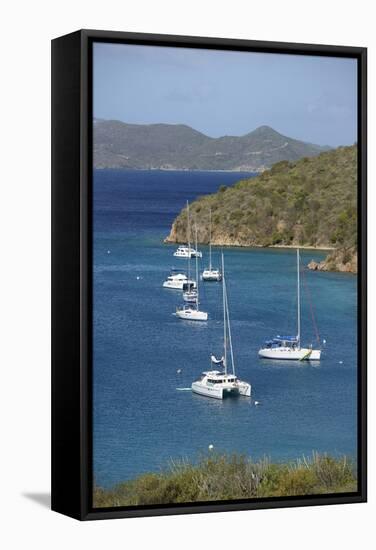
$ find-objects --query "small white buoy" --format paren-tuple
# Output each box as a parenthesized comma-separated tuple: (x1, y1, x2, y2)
(107, 250, 111, 254)
(254, 401, 260, 406)
(339, 360, 343, 364)
(136, 276, 140, 280)
(208, 444, 214, 451)
(177, 369, 182, 374)
(323, 339, 327, 345)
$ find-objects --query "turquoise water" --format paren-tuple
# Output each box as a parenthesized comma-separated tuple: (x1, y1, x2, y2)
(93, 169, 357, 488)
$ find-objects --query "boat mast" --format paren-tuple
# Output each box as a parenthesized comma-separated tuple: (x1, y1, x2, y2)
(187, 201, 191, 281)
(222, 253, 227, 374)
(225, 277, 236, 376)
(209, 208, 212, 271)
(195, 224, 199, 311)
(297, 248, 301, 348)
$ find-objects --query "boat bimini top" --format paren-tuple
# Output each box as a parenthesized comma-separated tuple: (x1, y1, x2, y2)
(264, 335, 298, 347)
(275, 335, 297, 341)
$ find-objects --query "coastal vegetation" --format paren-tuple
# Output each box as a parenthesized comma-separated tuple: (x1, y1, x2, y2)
(93, 452, 356, 507)
(165, 145, 357, 272)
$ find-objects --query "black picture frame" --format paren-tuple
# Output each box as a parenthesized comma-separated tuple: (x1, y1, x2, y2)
(51, 29, 367, 520)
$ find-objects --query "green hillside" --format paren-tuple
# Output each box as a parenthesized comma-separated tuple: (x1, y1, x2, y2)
(166, 145, 357, 272)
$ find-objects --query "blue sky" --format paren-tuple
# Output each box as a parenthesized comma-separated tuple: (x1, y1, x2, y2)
(93, 43, 357, 147)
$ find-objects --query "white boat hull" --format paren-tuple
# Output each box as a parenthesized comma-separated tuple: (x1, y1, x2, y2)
(176, 308, 208, 321)
(202, 270, 221, 281)
(258, 347, 321, 361)
(173, 249, 202, 258)
(183, 293, 197, 303)
(163, 279, 196, 290)
(191, 382, 226, 399)
(237, 381, 252, 396)
(163, 281, 185, 290)
(191, 381, 251, 399)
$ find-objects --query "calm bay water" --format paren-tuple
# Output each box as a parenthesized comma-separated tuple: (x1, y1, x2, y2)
(93, 169, 357, 488)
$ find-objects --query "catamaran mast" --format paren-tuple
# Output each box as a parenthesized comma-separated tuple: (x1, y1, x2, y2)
(222, 253, 227, 374)
(297, 248, 301, 348)
(187, 201, 191, 281)
(195, 225, 199, 311)
(225, 278, 236, 376)
(209, 208, 212, 271)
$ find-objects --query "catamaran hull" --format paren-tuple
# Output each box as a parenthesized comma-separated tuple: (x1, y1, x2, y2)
(202, 272, 222, 282)
(191, 383, 236, 399)
(183, 295, 197, 303)
(163, 280, 196, 290)
(191, 382, 251, 399)
(237, 381, 252, 396)
(163, 281, 185, 290)
(174, 251, 202, 258)
(183, 290, 198, 302)
(258, 348, 321, 361)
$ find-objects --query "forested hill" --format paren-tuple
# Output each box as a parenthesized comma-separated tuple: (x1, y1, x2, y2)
(93, 120, 329, 171)
(165, 145, 357, 273)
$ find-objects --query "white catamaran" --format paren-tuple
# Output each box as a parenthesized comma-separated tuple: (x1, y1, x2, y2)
(176, 226, 208, 321)
(163, 271, 196, 291)
(174, 245, 202, 259)
(202, 208, 221, 282)
(191, 254, 251, 399)
(183, 287, 198, 303)
(258, 249, 321, 361)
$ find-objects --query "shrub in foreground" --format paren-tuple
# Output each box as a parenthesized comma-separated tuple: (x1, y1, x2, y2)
(93, 452, 357, 508)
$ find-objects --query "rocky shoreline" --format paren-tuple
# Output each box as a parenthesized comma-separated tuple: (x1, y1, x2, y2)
(165, 229, 357, 274)
(307, 247, 357, 274)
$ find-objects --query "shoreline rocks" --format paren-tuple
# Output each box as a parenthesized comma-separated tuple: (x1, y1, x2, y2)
(307, 248, 357, 274)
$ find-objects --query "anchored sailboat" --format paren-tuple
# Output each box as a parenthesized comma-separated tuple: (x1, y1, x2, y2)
(164, 201, 197, 291)
(173, 202, 202, 258)
(191, 254, 251, 399)
(202, 208, 221, 282)
(176, 225, 208, 321)
(258, 249, 321, 361)
(182, 201, 198, 303)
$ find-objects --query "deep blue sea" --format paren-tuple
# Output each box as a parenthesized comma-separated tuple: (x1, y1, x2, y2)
(93, 169, 357, 489)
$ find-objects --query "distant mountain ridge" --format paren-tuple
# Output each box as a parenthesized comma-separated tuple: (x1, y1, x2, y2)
(93, 119, 330, 172)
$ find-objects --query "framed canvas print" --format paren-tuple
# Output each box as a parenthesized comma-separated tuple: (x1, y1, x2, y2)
(51, 29, 367, 520)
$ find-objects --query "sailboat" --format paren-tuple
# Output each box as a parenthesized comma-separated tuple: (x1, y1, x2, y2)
(258, 249, 321, 361)
(182, 201, 198, 303)
(164, 201, 197, 291)
(176, 225, 208, 321)
(191, 254, 251, 399)
(173, 202, 202, 258)
(202, 208, 222, 282)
